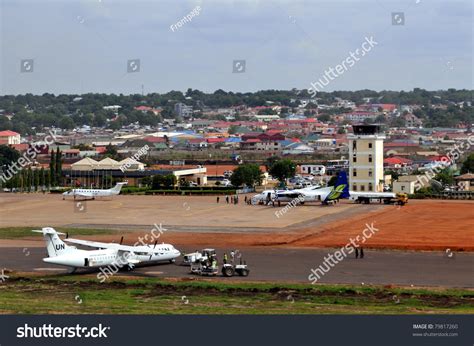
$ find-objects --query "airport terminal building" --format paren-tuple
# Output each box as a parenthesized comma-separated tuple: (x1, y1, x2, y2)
(62, 157, 207, 187)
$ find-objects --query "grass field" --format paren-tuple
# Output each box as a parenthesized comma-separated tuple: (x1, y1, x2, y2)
(0, 227, 119, 239)
(1, 276, 473, 314)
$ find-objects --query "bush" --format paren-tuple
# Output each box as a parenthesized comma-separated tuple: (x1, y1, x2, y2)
(408, 193, 427, 199)
(49, 188, 70, 194)
(121, 187, 150, 194)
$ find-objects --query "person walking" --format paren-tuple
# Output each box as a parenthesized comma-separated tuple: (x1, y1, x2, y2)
(223, 253, 228, 264)
(226, 195, 229, 204)
(217, 196, 220, 203)
(360, 247, 364, 259)
(355, 247, 359, 259)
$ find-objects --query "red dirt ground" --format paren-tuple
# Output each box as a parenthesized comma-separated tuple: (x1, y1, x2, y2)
(85, 200, 474, 252)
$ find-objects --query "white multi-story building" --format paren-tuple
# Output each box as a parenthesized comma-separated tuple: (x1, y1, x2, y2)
(174, 103, 193, 118)
(348, 125, 385, 192)
(0, 130, 21, 144)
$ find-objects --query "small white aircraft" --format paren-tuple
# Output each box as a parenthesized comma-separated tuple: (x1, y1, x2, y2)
(255, 171, 350, 205)
(62, 182, 127, 200)
(33, 227, 181, 273)
(251, 188, 287, 205)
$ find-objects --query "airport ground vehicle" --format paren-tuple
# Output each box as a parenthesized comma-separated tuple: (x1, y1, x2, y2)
(189, 249, 250, 277)
(183, 248, 216, 266)
(190, 260, 219, 276)
(351, 192, 408, 206)
(222, 263, 250, 277)
(189, 249, 219, 275)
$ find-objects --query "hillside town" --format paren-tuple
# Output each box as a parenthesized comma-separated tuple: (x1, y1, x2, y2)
(0, 89, 473, 196)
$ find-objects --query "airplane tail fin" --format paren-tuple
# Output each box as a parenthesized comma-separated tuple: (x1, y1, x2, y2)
(335, 171, 350, 198)
(325, 171, 350, 201)
(110, 182, 127, 194)
(32, 227, 70, 258)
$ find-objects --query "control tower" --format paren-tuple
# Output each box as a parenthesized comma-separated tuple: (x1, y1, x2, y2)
(347, 124, 385, 192)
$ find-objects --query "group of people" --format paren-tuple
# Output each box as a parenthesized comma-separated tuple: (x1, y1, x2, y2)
(217, 195, 252, 205)
(222, 250, 240, 264)
(355, 247, 364, 259)
(201, 252, 218, 270)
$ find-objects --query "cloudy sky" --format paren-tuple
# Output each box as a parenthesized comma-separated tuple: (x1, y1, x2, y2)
(0, 0, 472, 95)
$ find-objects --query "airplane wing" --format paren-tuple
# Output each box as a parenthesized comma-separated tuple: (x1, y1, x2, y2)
(278, 186, 332, 198)
(64, 238, 137, 252)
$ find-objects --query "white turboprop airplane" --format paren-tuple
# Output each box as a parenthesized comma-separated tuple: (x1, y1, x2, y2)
(33, 227, 181, 273)
(251, 188, 287, 205)
(62, 182, 127, 200)
(252, 172, 349, 205)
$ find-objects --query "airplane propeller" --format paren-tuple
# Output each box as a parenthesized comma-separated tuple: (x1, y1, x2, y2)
(149, 241, 158, 260)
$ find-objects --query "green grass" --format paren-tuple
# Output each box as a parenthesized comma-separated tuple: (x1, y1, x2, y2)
(0, 276, 472, 314)
(0, 227, 119, 239)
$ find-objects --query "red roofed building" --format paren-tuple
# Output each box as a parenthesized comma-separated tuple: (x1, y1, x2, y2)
(206, 138, 225, 144)
(384, 156, 413, 168)
(0, 130, 21, 144)
(134, 106, 161, 115)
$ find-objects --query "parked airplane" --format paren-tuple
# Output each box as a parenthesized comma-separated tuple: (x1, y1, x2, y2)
(251, 188, 287, 205)
(276, 171, 350, 204)
(62, 182, 127, 200)
(33, 227, 181, 273)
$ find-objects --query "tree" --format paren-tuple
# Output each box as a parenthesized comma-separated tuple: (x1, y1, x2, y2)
(265, 155, 280, 170)
(49, 150, 56, 186)
(389, 117, 405, 127)
(0, 145, 20, 167)
(55, 149, 62, 186)
(152, 175, 164, 189)
(434, 168, 454, 186)
(461, 153, 474, 174)
(269, 159, 296, 183)
(385, 170, 400, 181)
(228, 125, 239, 135)
(104, 144, 120, 160)
(318, 114, 331, 122)
(40, 167, 45, 189)
(151, 174, 176, 189)
(230, 164, 263, 187)
(34, 169, 40, 191)
(163, 174, 177, 188)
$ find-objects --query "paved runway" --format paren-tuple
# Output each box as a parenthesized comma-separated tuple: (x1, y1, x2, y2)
(1, 246, 473, 288)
